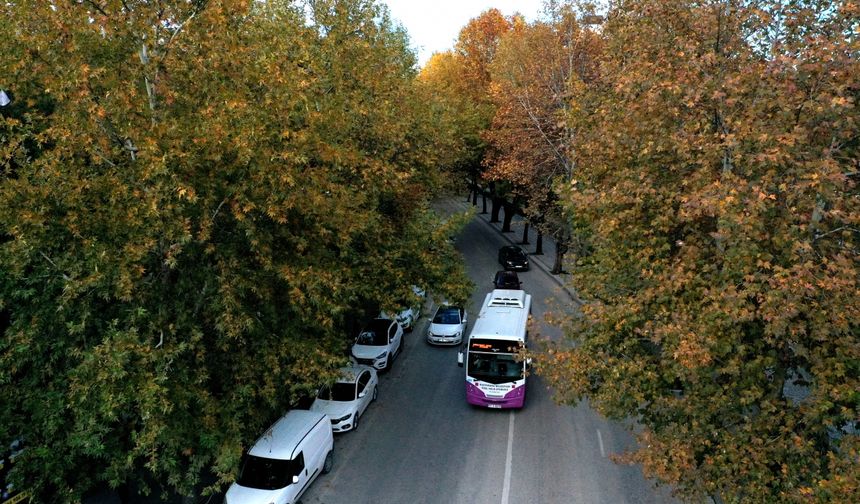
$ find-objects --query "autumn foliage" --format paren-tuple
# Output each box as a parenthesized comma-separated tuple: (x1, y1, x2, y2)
(427, 0, 859, 502)
(538, 0, 860, 502)
(484, 8, 602, 272)
(0, 0, 470, 500)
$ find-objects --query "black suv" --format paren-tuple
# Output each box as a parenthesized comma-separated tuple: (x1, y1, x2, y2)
(498, 245, 529, 271)
(493, 270, 522, 290)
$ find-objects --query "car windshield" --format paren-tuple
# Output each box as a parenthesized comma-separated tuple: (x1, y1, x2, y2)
(236, 454, 300, 490)
(317, 382, 356, 401)
(507, 249, 526, 260)
(433, 308, 461, 325)
(356, 330, 387, 346)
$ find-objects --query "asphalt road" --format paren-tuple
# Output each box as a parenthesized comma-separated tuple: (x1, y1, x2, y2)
(300, 206, 677, 504)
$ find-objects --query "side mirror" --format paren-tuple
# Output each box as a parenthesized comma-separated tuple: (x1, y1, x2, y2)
(358, 391, 367, 398)
(292, 475, 299, 484)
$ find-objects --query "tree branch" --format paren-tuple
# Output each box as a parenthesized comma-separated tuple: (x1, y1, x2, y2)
(39, 251, 71, 281)
(83, 0, 109, 18)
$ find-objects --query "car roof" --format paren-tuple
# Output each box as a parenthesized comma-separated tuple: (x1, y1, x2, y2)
(435, 304, 462, 312)
(248, 410, 326, 460)
(336, 365, 372, 382)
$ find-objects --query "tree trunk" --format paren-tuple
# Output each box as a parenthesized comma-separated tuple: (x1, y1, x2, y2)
(501, 202, 515, 232)
(490, 197, 502, 223)
(471, 184, 478, 205)
(481, 191, 488, 214)
(520, 222, 530, 244)
(551, 232, 569, 274)
(535, 232, 543, 255)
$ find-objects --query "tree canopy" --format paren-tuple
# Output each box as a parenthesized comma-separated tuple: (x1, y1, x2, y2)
(0, 0, 470, 500)
(539, 0, 860, 502)
(484, 5, 602, 272)
(423, 0, 859, 501)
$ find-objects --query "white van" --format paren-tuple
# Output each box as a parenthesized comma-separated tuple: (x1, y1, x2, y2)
(225, 410, 334, 504)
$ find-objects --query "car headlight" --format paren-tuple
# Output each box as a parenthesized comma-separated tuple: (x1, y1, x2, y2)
(375, 351, 388, 359)
(454, 332, 461, 338)
(332, 414, 351, 423)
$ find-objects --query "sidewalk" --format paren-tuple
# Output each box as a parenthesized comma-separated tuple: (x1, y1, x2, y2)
(441, 195, 583, 305)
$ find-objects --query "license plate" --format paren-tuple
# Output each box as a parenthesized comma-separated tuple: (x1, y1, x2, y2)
(488, 404, 501, 409)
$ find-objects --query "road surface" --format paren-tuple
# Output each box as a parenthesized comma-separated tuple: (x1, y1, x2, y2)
(301, 202, 677, 504)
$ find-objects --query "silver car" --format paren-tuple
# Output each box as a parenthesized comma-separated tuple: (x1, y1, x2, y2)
(427, 305, 467, 345)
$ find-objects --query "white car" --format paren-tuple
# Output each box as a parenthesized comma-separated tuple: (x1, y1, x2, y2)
(380, 285, 426, 332)
(310, 365, 378, 432)
(427, 304, 467, 345)
(351, 318, 403, 370)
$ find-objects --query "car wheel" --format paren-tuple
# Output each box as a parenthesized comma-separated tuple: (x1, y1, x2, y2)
(372, 385, 378, 401)
(322, 450, 333, 474)
(353, 413, 360, 431)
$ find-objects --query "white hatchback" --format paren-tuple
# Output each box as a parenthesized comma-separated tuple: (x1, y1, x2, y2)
(426, 304, 467, 345)
(380, 285, 426, 332)
(310, 365, 378, 432)
(351, 318, 403, 371)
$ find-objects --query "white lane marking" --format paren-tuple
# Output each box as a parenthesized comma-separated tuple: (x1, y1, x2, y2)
(501, 411, 515, 504)
(597, 429, 606, 457)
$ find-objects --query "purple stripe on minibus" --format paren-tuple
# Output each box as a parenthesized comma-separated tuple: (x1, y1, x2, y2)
(465, 383, 525, 409)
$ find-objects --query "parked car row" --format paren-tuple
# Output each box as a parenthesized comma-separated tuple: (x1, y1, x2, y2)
(227, 292, 431, 504)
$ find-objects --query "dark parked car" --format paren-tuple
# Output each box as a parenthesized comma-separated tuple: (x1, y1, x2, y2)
(498, 245, 530, 271)
(493, 270, 522, 290)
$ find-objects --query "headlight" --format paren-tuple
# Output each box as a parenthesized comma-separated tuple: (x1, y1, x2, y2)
(454, 332, 461, 338)
(332, 414, 351, 423)
(375, 351, 388, 359)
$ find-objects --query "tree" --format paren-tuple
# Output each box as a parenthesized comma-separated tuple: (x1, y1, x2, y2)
(541, 0, 860, 501)
(0, 0, 470, 500)
(418, 51, 486, 195)
(484, 6, 601, 273)
(453, 9, 518, 206)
